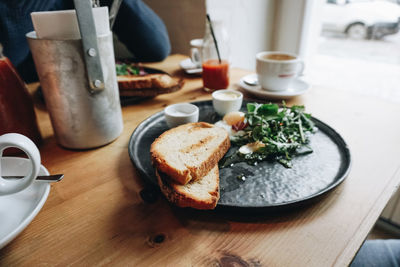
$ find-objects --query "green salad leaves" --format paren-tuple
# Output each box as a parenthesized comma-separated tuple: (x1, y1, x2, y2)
(220, 102, 316, 168)
(115, 62, 140, 76)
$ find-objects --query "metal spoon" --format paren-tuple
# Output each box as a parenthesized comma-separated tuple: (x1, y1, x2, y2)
(2, 174, 64, 183)
(243, 75, 259, 86)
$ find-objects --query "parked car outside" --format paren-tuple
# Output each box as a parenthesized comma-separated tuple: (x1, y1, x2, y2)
(322, 0, 400, 39)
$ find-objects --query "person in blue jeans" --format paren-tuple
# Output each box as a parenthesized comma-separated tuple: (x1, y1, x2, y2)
(0, 0, 171, 82)
(351, 239, 400, 267)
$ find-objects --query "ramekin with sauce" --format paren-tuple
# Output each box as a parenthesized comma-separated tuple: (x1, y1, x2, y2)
(212, 89, 243, 116)
(164, 103, 199, 128)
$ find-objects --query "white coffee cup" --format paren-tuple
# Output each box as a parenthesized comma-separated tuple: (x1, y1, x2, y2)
(256, 51, 304, 91)
(190, 38, 203, 67)
(0, 133, 41, 195)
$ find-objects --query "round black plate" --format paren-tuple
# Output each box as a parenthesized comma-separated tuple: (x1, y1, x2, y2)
(128, 100, 351, 212)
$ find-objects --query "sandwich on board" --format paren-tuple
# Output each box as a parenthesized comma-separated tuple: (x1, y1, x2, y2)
(118, 74, 183, 97)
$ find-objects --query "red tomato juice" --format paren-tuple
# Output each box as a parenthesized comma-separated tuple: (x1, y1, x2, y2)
(202, 59, 229, 91)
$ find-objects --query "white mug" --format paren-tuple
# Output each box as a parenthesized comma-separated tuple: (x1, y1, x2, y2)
(256, 51, 304, 91)
(190, 38, 203, 67)
(0, 133, 41, 195)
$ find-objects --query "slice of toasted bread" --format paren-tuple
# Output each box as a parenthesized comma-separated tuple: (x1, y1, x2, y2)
(117, 74, 183, 97)
(156, 166, 220, 210)
(150, 122, 230, 185)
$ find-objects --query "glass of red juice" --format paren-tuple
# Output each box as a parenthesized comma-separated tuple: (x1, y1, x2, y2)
(202, 59, 229, 92)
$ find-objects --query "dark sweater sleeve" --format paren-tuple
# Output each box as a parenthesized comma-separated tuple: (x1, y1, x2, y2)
(0, 0, 170, 82)
(112, 0, 171, 62)
(0, 0, 73, 82)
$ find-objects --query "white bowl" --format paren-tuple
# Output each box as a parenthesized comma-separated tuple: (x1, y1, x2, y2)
(212, 89, 243, 116)
(164, 103, 199, 128)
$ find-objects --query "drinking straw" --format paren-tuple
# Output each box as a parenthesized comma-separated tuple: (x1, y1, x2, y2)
(206, 14, 222, 64)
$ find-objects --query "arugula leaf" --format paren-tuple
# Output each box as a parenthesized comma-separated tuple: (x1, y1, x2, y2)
(252, 126, 264, 141)
(256, 103, 278, 116)
(247, 103, 257, 113)
(116, 64, 128, 75)
(291, 105, 305, 113)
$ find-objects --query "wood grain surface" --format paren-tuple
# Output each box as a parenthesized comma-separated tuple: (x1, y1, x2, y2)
(1, 54, 400, 266)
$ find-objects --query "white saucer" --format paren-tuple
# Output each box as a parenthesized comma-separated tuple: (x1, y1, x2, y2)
(0, 157, 50, 249)
(179, 58, 202, 75)
(239, 74, 310, 100)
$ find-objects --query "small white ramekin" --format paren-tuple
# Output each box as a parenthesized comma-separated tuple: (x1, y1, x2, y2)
(164, 103, 199, 128)
(212, 89, 243, 116)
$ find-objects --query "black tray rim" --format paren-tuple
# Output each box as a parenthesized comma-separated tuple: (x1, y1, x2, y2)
(128, 100, 352, 212)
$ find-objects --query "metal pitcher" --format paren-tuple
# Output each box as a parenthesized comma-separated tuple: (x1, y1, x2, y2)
(26, 1, 123, 149)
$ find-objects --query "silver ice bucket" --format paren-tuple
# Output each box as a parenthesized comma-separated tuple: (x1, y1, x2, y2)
(26, 0, 125, 150)
(27, 31, 123, 149)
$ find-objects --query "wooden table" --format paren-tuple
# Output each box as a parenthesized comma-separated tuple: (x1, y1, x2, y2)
(1, 54, 400, 266)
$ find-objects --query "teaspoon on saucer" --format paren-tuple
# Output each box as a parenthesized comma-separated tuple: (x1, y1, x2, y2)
(2, 174, 64, 182)
(243, 75, 258, 86)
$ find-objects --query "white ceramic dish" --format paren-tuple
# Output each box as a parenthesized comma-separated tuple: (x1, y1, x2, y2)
(238, 74, 310, 100)
(212, 89, 243, 116)
(164, 103, 199, 128)
(179, 58, 202, 75)
(0, 157, 50, 249)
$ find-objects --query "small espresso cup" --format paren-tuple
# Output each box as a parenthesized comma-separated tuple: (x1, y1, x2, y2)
(0, 133, 41, 195)
(256, 51, 304, 91)
(190, 38, 203, 67)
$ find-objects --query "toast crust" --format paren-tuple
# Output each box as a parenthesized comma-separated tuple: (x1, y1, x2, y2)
(156, 167, 220, 210)
(150, 122, 230, 185)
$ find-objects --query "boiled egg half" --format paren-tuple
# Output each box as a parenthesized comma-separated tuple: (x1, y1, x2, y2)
(214, 111, 246, 139)
(215, 111, 265, 155)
